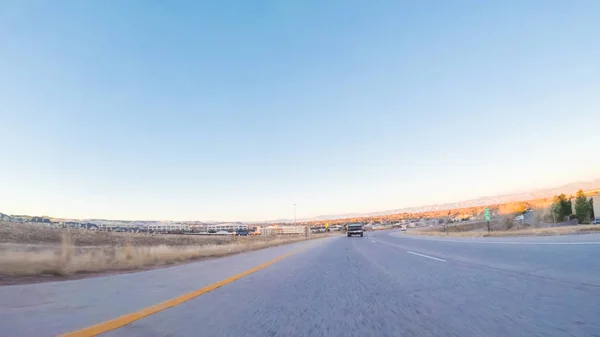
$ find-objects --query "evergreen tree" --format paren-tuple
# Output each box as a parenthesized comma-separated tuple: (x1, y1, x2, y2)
(574, 190, 590, 223)
(551, 194, 573, 222)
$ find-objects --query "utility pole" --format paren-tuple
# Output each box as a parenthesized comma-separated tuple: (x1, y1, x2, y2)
(294, 204, 296, 225)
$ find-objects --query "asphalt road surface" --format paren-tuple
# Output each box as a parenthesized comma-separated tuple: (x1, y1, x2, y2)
(2, 231, 600, 337)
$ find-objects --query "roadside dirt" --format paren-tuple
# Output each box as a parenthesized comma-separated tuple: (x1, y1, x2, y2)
(410, 224, 600, 237)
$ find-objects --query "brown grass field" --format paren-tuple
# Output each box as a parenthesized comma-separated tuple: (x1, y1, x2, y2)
(0, 222, 332, 280)
(0, 222, 237, 246)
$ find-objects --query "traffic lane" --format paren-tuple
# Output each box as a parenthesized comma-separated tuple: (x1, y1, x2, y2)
(380, 231, 600, 285)
(104, 235, 453, 337)
(105, 233, 600, 337)
(376, 231, 600, 286)
(362, 235, 600, 337)
(0, 237, 333, 337)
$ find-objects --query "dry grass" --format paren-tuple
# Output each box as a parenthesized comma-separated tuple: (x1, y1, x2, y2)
(0, 222, 237, 246)
(0, 222, 334, 278)
(411, 224, 600, 238)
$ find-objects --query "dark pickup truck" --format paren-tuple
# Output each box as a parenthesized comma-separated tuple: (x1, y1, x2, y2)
(347, 224, 364, 237)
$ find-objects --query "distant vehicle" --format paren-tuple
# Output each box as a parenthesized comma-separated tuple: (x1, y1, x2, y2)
(310, 226, 327, 234)
(593, 219, 600, 225)
(347, 223, 364, 237)
(235, 230, 249, 236)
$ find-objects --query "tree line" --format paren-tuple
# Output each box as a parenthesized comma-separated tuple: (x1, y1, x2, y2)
(551, 190, 595, 224)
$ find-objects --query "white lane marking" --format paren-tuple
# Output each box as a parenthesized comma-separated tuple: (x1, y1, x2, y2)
(406, 251, 446, 262)
(370, 239, 376, 243)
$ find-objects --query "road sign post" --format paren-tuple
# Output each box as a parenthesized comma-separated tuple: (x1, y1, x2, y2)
(484, 207, 491, 232)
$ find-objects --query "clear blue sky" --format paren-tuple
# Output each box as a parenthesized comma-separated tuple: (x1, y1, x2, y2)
(1, 1, 599, 221)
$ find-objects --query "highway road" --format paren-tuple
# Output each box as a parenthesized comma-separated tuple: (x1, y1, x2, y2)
(2, 231, 600, 336)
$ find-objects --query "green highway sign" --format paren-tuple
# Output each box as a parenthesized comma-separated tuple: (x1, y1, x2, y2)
(484, 207, 491, 221)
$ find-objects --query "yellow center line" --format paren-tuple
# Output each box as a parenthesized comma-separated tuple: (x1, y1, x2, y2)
(60, 251, 297, 337)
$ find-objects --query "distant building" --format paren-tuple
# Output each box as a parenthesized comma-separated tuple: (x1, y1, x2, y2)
(419, 219, 439, 227)
(260, 226, 304, 235)
(98, 223, 139, 230)
(207, 223, 248, 233)
(147, 223, 190, 232)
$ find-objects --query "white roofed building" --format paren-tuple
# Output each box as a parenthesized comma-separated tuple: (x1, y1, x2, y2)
(207, 223, 248, 233)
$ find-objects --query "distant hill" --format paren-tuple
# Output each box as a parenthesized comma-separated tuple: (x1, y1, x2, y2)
(268, 178, 600, 223)
(4, 178, 599, 225)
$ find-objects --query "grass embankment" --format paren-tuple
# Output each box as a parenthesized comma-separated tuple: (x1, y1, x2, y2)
(0, 222, 331, 278)
(411, 224, 600, 238)
(0, 222, 236, 246)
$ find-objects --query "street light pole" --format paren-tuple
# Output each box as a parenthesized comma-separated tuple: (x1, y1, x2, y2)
(294, 204, 296, 225)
